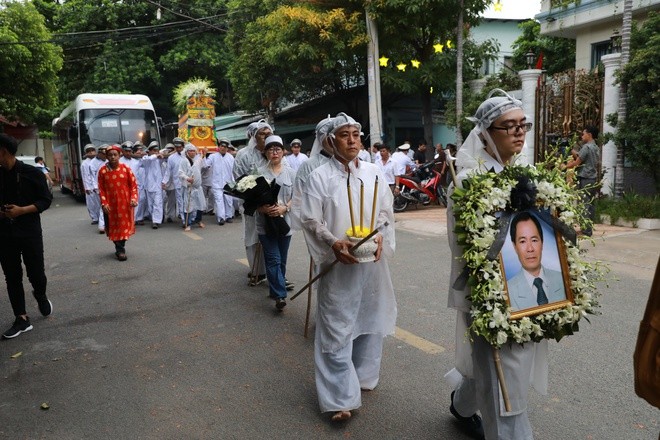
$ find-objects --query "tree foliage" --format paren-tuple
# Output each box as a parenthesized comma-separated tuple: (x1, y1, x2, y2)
(511, 20, 575, 75)
(617, 11, 660, 190)
(226, 1, 367, 116)
(0, 0, 63, 125)
(364, 0, 494, 145)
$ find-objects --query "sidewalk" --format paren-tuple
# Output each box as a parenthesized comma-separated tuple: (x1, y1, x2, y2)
(394, 204, 643, 239)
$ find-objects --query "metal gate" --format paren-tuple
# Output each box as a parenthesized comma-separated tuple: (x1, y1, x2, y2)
(534, 69, 604, 162)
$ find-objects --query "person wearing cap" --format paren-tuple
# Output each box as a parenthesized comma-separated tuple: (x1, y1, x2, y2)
(98, 145, 138, 261)
(445, 89, 537, 440)
(233, 120, 272, 284)
(128, 142, 149, 226)
(206, 138, 235, 225)
(300, 112, 396, 423)
(139, 141, 165, 229)
(93, 145, 109, 233)
(162, 137, 186, 224)
(391, 143, 415, 196)
(119, 141, 134, 167)
(255, 135, 296, 311)
(80, 144, 100, 225)
(286, 138, 308, 172)
(178, 144, 207, 231)
(0, 134, 53, 339)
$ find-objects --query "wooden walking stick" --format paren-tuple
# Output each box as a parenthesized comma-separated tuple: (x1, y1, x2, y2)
(290, 223, 388, 301)
(249, 242, 262, 286)
(447, 149, 512, 412)
(304, 256, 314, 338)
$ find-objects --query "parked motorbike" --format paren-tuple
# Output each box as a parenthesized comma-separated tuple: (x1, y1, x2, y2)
(392, 160, 447, 212)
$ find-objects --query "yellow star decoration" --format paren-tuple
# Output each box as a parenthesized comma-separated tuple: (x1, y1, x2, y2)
(433, 43, 444, 53)
(411, 59, 421, 68)
(396, 63, 407, 72)
(446, 40, 453, 49)
(494, 1, 503, 12)
(379, 56, 389, 67)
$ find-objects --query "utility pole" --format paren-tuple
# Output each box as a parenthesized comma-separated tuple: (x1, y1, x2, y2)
(366, 10, 383, 147)
(455, 1, 464, 147)
(614, 0, 632, 198)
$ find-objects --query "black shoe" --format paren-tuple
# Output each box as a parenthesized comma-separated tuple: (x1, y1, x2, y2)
(33, 293, 52, 317)
(166, 218, 173, 223)
(152, 223, 159, 229)
(248, 274, 267, 287)
(91, 220, 99, 225)
(276, 298, 287, 311)
(225, 217, 233, 223)
(450, 391, 484, 440)
(3, 316, 33, 339)
(218, 220, 225, 226)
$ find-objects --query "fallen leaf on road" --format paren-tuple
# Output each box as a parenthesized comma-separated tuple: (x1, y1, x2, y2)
(91, 280, 99, 284)
(40, 403, 50, 410)
(10, 352, 22, 359)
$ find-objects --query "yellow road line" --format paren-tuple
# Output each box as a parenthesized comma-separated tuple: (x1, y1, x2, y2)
(394, 326, 445, 354)
(183, 231, 203, 240)
(237, 258, 249, 267)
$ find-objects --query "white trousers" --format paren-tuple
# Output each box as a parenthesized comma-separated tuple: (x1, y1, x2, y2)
(164, 189, 176, 221)
(212, 187, 233, 222)
(135, 187, 148, 221)
(85, 191, 100, 222)
(452, 328, 535, 440)
(145, 190, 163, 224)
(314, 331, 384, 413)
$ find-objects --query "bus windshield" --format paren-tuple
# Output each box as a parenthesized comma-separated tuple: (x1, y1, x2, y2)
(79, 108, 159, 146)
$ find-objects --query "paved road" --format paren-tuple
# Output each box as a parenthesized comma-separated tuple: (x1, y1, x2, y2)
(1, 195, 658, 439)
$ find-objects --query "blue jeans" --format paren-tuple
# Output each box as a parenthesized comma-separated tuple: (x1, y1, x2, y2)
(258, 234, 291, 300)
(184, 210, 202, 227)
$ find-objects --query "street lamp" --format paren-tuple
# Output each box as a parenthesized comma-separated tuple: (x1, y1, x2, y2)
(525, 50, 536, 69)
(610, 30, 622, 53)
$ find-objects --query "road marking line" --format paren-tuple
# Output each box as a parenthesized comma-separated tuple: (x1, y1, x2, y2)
(237, 258, 249, 267)
(394, 327, 445, 354)
(183, 231, 203, 240)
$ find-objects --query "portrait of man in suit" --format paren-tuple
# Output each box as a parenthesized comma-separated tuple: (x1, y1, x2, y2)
(506, 211, 566, 311)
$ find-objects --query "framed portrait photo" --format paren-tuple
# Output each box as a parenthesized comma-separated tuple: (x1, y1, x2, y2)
(500, 210, 574, 319)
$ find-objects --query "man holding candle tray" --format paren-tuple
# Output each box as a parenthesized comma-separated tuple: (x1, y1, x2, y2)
(300, 112, 397, 422)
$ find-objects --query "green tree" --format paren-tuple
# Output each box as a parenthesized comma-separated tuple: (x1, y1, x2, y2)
(0, 0, 63, 126)
(365, 0, 494, 145)
(617, 11, 660, 191)
(226, 1, 367, 120)
(511, 20, 575, 75)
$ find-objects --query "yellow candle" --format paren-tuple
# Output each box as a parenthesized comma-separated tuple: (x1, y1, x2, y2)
(346, 174, 356, 236)
(370, 175, 379, 232)
(359, 178, 364, 234)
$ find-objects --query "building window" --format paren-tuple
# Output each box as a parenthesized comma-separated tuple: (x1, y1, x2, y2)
(591, 41, 610, 70)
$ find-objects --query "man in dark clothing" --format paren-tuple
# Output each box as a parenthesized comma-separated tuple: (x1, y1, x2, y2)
(0, 134, 53, 339)
(413, 140, 428, 165)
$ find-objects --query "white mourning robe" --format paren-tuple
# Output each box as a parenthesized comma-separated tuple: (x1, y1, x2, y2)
(140, 154, 164, 224)
(286, 152, 308, 172)
(91, 158, 106, 230)
(301, 157, 397, 412)
(446, 147, 547, 440)
(81, 157, 99, 221)
(163, 152, 184, 219)
(290, 153, 331, 231)
(178, 157, 206, 213)
(206, 152, 236, 222)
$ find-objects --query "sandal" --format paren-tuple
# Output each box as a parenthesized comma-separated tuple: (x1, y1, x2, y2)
(331, 410, 352, 422)
(198, 222, 205, 229)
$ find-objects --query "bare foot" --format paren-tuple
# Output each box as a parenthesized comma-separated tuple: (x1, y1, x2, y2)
(198, 222, 205, 229)
(331, 410, 351, 422)
(184, 226, 191, 232)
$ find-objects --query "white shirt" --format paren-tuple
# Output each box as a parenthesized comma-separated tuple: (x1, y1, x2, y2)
(140, 154, 164, 192)
(391, 151, 414, 176)
(162, 152, 183, 189)
(206, 152, 235, 189)
(286, 152, 308, 172)
(376, 156, 396, 185)
(80, 158, 95, 191)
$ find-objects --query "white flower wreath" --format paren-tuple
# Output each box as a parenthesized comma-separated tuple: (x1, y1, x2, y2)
(452, 162, 602, 348)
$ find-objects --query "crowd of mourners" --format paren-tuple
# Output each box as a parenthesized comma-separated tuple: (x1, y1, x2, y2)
(0, 90, 605, 438)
